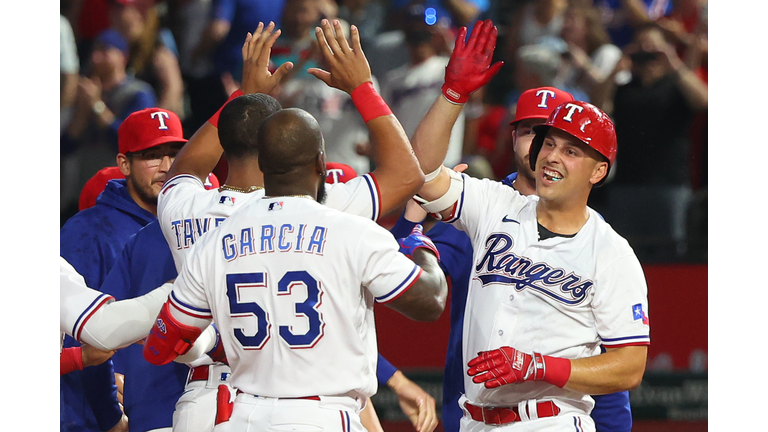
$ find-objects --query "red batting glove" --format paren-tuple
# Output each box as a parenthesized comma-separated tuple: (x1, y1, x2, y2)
(215, 384, 234, 426)
(467, 346, 571, 388)
(441, 20, 504, 104)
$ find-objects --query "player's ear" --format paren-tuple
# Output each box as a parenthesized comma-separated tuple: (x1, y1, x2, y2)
(589, 161, 608, 185)
(116, 153, 132, 177)
(316, 151, 326, 177)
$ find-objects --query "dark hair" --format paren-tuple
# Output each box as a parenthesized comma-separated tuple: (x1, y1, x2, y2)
(218, 93, 282, 159)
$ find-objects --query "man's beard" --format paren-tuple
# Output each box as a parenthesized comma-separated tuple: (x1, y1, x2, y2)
(130, 177, 160, 207)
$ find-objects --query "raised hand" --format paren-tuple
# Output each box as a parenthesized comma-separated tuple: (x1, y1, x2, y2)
(240, 21, 294, 95)
(307, 19, 372, 94)
(442, 20, 504, 104)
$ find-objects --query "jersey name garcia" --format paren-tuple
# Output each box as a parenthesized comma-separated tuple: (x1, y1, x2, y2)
(448, 175, 650, 414)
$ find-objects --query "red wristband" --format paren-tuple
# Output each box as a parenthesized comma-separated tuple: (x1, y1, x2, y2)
(61, 347, 84, 375)
(543, 355, 571, 388)
(351, 82, 392, 123)
(208, 89, 245, 128)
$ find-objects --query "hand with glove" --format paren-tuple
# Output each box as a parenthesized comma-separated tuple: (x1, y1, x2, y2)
(398, 224, 440, 261)
(442, 20, 504, 104)
(467, 346, 571, 389)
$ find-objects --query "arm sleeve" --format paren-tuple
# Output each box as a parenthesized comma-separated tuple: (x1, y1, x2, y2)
(324, 174, 381, 221)
(358, 223, 423, 303)
(376, 353, 398, 385)
(593, 254, 651, 348)
(79, 283, 174, 350)
(60, 347, 84, 375)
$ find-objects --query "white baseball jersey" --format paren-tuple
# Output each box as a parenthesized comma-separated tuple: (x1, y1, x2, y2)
(446, 175, 650, 415)
(60, 257, 114, 347)
(168, 196, 421, 399)
(158, 173, 382, 272)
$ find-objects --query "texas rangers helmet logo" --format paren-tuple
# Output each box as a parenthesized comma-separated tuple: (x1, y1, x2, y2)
(474, 233, 593, 305)
(561, 103, 584, 123)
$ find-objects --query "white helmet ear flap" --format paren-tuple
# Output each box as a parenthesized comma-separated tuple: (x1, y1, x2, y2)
(413, 168, 463, 220)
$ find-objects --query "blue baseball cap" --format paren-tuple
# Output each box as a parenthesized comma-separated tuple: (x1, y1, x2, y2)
(95, 29, 129, 55)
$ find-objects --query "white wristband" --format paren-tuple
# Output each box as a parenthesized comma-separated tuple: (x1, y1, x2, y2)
(424, 165, 444, 183)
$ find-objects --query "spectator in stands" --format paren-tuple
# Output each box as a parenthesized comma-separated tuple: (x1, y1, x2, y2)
(593, 0, 672, 48)
(594, 24, 707, 260)
(279, 19, 376, 175)
(270, 0, 325, 82)
(503, 0, 567, 68)
(553, 1, 622, 106)
(111, 0, 186, 117)
(381, 5, 465, 169)
(337, 0, 387, 42)
(62, 29, 157, 222)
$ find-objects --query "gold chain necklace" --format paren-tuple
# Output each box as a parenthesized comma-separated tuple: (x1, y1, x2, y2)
(264, 194, 314, 199)
(218, 184, 263, 193)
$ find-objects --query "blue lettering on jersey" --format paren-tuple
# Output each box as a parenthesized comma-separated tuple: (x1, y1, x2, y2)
(278, 224, 294, 252)
(171, 217, 219, 249)
(222, 233, 237, 261)
(261, 225, 275, 253)
(223, 224, 327, 261)
(240, 228, 255, 256)
(475, 233, 593, 305)
(306, 226, 327, 255)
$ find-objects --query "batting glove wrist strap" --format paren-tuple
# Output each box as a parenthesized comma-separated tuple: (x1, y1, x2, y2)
(398, 224, 441, 261)
(208, 89, 245, 128)
(441, 20, 504, 105)
(351, 81, 392, 123)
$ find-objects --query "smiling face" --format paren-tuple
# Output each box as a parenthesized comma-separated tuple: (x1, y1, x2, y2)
(534, 128, 608, 205)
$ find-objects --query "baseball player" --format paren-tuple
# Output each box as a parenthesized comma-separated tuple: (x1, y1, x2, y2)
(154, 21, 433, 432)
(409, 20, 649, 431)
(142, 106, 448, 432)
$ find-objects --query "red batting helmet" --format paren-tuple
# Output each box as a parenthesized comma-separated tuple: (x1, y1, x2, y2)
(529, 101, 617, 185)
(509, 87, 574, 126)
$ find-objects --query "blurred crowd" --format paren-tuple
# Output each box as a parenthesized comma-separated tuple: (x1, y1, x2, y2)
(60, 0, 708, 263)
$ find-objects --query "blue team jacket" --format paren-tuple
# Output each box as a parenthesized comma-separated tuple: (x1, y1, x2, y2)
(60, 179, 156, 432)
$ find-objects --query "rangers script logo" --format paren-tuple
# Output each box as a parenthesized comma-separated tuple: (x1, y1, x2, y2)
(475, 233, 593, 305)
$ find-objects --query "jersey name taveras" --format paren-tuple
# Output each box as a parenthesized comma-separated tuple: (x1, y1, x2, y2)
(170, 197, 419, 400)
(449, 176, 650, 413)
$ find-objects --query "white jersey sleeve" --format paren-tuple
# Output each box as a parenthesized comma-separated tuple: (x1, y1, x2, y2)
(167, 248, 214, 323)
(324, 173, 381, 221)
(592, 249, 651, 348)
(60, 257, 114, 342)
(356, 222, 423, 303)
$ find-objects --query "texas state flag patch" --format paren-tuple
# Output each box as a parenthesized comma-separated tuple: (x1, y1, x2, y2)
(632, 304, 649, 325)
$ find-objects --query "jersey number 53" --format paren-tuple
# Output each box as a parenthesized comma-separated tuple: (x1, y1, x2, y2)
(226, 271, 325, 349)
